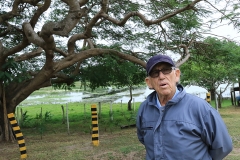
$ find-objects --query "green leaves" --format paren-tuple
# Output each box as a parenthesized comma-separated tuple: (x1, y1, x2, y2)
(0, 58, 17, 83)
(80, 54, 145, 91)
(0, 71, 11, 79)
(0, 58, 29, 85)
(180, 37, 240, 90)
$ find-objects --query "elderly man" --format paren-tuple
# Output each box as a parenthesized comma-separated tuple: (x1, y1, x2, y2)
(136, 54, 232, 160)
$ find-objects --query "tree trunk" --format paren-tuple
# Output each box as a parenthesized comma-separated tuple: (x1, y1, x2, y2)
(0, 85, 16, 142)
(84, 81, 87, 91)
(128, 86, 133, 111)
(0, 124, 3, 141)
(239, 81, 240, 96)
(210, 88, 215, 100)
(217, 95, 222, 108)
(3, 86, 9, 141)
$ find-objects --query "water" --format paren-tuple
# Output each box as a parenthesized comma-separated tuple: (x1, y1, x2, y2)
(115, 85, 208, 103)
(114, 87, 154, 103)
(22, 84, 237, 105)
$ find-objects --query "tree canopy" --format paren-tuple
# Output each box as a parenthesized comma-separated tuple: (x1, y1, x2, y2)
(180, 37, 240, 106)
(81, 54, 145, 90)
(0, 0, 239, 141)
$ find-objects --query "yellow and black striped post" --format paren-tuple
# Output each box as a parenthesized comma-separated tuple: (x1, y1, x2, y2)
(206, 92, 211, 103)
(7, 113, 27, 159)
(91, 104, 99, 146)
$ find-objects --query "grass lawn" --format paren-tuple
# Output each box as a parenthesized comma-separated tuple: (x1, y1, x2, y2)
(1, 98, 240, 159)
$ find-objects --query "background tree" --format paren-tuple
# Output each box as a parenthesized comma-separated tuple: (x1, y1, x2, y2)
(180, 37, 240, 108)
(81, 54, 146, 110)
(0, 0, 238, 141)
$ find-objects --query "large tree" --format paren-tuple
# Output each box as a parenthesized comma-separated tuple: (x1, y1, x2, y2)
(0, 0, 237, 141)
(180, 37, 240, 108)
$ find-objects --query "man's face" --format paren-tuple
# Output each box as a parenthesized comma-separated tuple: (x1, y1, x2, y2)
(145, 62, 180, 98)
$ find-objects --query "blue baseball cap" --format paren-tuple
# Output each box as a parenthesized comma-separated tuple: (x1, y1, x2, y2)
(146, 54, 175, 76)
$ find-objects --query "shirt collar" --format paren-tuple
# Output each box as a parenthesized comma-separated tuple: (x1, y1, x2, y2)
(156, 87, 179, 108)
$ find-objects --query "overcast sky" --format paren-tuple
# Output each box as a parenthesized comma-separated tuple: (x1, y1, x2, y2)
(210, 22, 240, 41)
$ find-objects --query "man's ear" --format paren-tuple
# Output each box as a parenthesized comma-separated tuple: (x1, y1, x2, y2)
(145, 77, 153, 89)
(175, 69, 181, 82)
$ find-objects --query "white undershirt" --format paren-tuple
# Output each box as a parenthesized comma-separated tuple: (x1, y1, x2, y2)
(156, 87, 179, 108)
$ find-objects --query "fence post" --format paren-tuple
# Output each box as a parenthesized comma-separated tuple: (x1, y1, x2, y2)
(215, 93, 219, 112)
(7, 113, 27, 159)
(121, 100, 122, 110)
(84, 103, 86, 118)
(40, 107, 43, 140)
(61, 105, 65, 124)
(91, 104, 99, 146)
(206, 92, 211, 103)
(98, 102, 101, 119)
(110, 101, 113, 121)
(66, 103, 70, 135)
(133, 98, 135, 111)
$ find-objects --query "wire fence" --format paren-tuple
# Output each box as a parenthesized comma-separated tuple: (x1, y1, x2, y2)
(15, 99, 140, 136)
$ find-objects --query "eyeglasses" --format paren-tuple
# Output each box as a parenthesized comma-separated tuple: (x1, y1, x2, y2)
(149, 67, 175, 78)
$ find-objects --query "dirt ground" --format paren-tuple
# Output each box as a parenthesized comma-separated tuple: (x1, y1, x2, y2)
(1, 128, 239, 160)
(0, 129, 145, 160)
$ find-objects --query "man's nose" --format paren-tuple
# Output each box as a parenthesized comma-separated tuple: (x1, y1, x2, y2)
(158, 71, 165, 78)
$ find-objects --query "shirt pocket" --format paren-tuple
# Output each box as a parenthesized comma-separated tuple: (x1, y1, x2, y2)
(141, 121, 156, 136)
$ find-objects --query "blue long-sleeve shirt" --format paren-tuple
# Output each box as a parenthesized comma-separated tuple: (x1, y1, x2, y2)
(136, 84, 232, 160)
